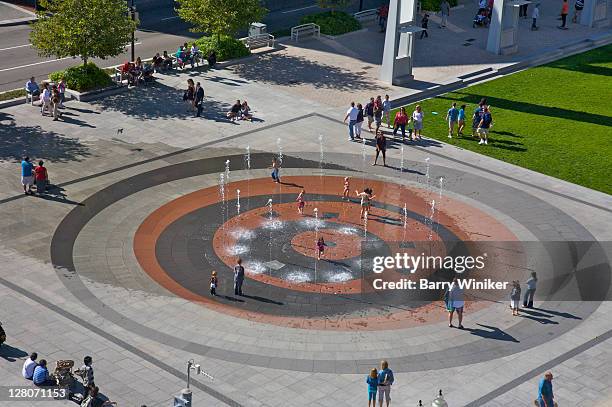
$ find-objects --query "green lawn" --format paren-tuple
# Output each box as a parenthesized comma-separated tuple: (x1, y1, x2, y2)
(393, 45, 612, 195)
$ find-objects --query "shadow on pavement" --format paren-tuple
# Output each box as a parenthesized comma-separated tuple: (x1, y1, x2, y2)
(0, 112, 91, 163)
(464, 323, 520, 342)
(0, 343, 28, 362)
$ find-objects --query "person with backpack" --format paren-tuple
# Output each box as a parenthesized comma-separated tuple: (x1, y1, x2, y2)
(477, 106, 493, 145)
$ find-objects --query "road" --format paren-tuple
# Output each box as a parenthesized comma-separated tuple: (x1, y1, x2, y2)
(0, 0, 384, 92)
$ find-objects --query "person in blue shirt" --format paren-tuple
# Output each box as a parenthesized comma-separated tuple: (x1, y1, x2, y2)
(32, 359, 54, 386)
(471, 97, 487, 138)
(477, 106, 493, 145)
(21, 156, 34, 195)
(445, 102, 459, 138)
(377, 360, 394, 407)
(25, 77, 40, 99)
(537, 371, 554, 407)
(457, 104, 466, 136)
(366, 368, 378, 407)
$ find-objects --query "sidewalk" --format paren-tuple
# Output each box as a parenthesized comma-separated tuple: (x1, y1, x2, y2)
(0, 1, 36, 26)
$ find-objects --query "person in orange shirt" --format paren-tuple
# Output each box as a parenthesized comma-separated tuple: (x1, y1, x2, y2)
(559, 0, 569, 29)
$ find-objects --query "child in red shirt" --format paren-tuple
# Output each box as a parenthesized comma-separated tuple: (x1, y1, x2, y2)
(34, 160, 48, 195)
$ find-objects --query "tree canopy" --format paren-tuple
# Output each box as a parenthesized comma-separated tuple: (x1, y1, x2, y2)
(30, 0, 138, 65)
(176, 0, 267, 38)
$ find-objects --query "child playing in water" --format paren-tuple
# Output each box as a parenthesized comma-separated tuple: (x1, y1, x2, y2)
(342, 177, 350, 200)
(355, 188, 375, 219)
(296, 189, 305, 215)
(270, 157, 280, 183)
(316, 237, 326, 260)
(210, 271, 218, 296)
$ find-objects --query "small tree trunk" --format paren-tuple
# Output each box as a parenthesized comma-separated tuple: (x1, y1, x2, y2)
(83, 56, 88, 66)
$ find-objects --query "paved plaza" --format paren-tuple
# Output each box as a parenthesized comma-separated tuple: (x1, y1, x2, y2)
(1, 4, 612, 406)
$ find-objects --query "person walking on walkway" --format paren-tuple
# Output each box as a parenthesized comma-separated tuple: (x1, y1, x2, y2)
(439, 0, 451, 28)
(355, 103, 364, 139)
(510, 280, 522, 316)
(372, 130, 387, 166)
(445, 276, 464, 328)
(523, 271, 537, 308)
(572, 0, 584, 22)
(374, 96, 384, 134)
(382, 95, 392, 128)
(344, 102, 359, 141)
(234, 258, 245, 296)
(537, 372, 554, 407)
(532, 3, 540, 30)
(365, 98, 375, 133)
(377, 360, 394, 407)
(420, 13, 430, 38)
(559, 0, 569, 28)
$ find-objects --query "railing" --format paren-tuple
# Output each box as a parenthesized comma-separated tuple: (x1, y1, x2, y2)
(354, 8, 379, 24)
(239, 33, 276, 50)
(290, 23, 320, 41)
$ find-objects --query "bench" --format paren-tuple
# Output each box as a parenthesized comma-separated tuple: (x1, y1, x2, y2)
(291, 23, 320, 41)
(171, 53, 206, 70)
(354, 9, 379, 24)
(240, 33, 275, 50)
(25, 90, 39, 105)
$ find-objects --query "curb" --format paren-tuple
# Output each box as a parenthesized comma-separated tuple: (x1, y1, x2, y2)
(0, 16, 36, 26)
(0, 97, 26, 109)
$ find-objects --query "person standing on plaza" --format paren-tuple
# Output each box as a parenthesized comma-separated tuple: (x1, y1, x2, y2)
(194, 82, 204, 117)
(364, 98, 375, 133)
(34, 160, 48, 195)
(523, 271, 537, 308)
(234, 258, 245, 296)
(382, 95, 392, 128)
(374, 96, 384, 134)
(411, 105, 424, 140)
(183, 79, 195, 112)
(510, 280, 522, 316)
(355, 103, 364, 139)
(532, 3, 540, 30)
(537, 372, 554, 407)
(477, 106, 493, 145)
(296, 188, 306, 215)
(392, 107, 409, 141)
(457, 104, 466, 136)
(21, 156, 34, 195)
(445, 102, 459, 138)
(344, 102, 359, 141)
(572, 0, 584, 22)
(210, 271, 218, 296)
(51, 85, 61, 121)
(377, 360, 394, 407)
(446, 276, 465, 328)
(40, 83, 51, 116)
(57, 77, 66, 108)
(559, 0, 569, 29)
(76, 356, 95, 398)
(519, 2, 528, 18)
(439, 0, 450, 28)
(366, 368, 378, 407)
(372, 130, 387, 166)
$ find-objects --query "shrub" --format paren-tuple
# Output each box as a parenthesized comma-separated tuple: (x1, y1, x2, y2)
(300, 11, 361, 36)
(194, 35, 250, 62)
(420, 0, 458, 12)
(49, 62, 113, 92)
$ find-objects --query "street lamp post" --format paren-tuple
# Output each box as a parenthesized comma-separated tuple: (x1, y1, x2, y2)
(129, 0, 136, 62)
(359, 0, 364, 11)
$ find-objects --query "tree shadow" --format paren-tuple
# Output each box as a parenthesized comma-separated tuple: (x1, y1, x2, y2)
(230, 52, 381, 91)
(0, 344, 28, 362)
(0, 112, 91, 163)
(463, 323, 520, 342)
(91, 81, 233, 122)
(438, 93, 612, 128)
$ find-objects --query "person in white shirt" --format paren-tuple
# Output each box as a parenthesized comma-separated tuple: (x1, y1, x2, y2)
(531, 4, 540, 30)
(22, 352, 38, 379)
(411, 105, 424, 140)
(343, 102, 359, 141)
(189, 44, 200, 68)
(382, 95, 392, 128)
(40, 83, 51, 116)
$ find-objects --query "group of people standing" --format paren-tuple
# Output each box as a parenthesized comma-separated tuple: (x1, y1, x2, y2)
(445, 98, 493, 145)
(20, 156, 49, 196)
(25, 76, 65, 121)
(182, 79, 206, 117)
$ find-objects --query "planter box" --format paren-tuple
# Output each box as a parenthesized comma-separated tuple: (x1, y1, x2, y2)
(65, 83, 128, 102)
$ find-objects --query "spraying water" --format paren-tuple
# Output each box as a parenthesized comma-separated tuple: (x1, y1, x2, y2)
(318, 134, 324, 191)
(363, 210, 368, 239)
(276, 138, 283, 166)
(425, 157, 431, 192)
(402, 203, 408, 242)
(245, 146, 251, 170)
(219, 173, 226, 241)
(267, 198, 273, 277)
(427, 199, 436, 241)
(236, 189, 241, 215)
(400, 146, 405, 173)
(224, 159, 230, 183)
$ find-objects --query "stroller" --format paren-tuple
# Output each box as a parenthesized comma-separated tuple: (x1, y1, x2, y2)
(473, 9, 490, 27)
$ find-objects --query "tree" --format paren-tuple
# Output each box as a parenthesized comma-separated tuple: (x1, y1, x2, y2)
(30, 0, 138, 66)
(176, 0, 267, 40)
(317, 0, 354, 13)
